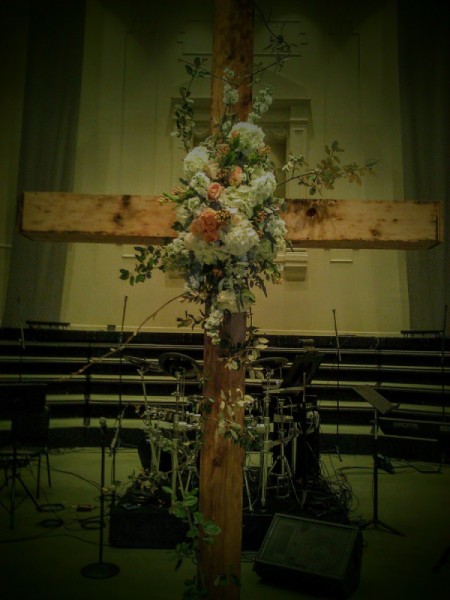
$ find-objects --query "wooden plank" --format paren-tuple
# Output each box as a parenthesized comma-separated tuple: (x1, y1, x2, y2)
(20, 192, 442, 250)
(19, 191, 176, 245)
(284, 198, 442, 249)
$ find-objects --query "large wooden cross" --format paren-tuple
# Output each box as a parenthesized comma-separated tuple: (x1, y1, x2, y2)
(17, 1, 441, 598)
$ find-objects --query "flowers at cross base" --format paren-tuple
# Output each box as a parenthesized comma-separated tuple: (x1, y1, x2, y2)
(121, 81, 286, 347)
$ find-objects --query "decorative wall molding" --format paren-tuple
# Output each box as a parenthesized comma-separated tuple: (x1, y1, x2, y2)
(277, 249, 309, 281)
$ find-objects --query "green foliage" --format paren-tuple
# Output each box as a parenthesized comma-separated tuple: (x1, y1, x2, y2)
(163, 487, 222, 599)
(281, 141, 377, 195)
(173, 57, 209, 152)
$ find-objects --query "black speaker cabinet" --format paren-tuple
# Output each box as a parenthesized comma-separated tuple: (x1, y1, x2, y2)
(254, 514, 363, 599)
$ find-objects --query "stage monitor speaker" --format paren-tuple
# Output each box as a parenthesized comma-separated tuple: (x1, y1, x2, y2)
(254, 514, 363, 599)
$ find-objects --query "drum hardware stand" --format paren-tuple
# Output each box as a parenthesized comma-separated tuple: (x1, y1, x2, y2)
(184, 454, 199, 494)
(296, 372, 312, 486)
(169, 414, 185, 500)
(243, 414, 257, 513)
(259, 418, 271, 509)
(249, 356, 288, 509)
(243, 464, 255, 513)
(158, 353, 200, 500)
(267, 399, 301, 505)
(130, 359, 164, 476)
(110, 295, 128, 507)
(259, 365, 275, 509)
(170, 368, 187, 499)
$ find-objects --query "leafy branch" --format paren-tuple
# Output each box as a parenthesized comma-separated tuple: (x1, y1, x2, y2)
(254, 2, 297, 71)
(173, 57, 210, 152)
(279, 140, 377, 196)
(164, 486, 221, 599)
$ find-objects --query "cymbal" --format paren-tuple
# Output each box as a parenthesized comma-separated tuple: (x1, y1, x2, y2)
(124, 355, 162, 372)
(159, 352, 200, 380)
(269, 386, 304, 395)
(249, 357, 289, 371)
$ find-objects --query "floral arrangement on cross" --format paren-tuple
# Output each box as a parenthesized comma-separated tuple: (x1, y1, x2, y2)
(120, 62, 374, 364)
(121, 69, 285, 357)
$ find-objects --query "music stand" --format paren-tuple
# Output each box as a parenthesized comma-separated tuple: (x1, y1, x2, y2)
(278, 352, 324, 390)
(354, 385, 404, 536)
(275, 353, 324, 486)
(0, 384, 47, 528)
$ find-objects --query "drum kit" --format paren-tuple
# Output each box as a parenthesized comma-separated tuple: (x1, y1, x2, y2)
(126, 348, 322, 509)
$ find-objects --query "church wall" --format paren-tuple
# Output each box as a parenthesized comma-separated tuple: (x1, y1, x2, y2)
(60, 0, 410, 336)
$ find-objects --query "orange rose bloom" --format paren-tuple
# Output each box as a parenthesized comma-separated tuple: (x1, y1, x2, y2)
(228, 166, 244, 186)
(207, 182, 223, 201)
(191, 208, 221, 243)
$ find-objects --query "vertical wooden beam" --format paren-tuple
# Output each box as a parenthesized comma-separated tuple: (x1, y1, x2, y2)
(209, 0, 254, 125)
(199, 313, 247, 598)
(198, 1, 254, 598)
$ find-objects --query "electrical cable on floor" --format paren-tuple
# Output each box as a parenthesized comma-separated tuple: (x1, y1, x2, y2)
(48, 466, 101, 490)
(38, 518, 65, 528)
(391, 457, 444, 474)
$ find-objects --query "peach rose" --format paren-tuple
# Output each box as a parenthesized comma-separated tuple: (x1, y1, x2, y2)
(228, 166, 244, 186)
(207, 182, 223, 201)
(204, 160, 220, 180)
(191, 208, 221, 243)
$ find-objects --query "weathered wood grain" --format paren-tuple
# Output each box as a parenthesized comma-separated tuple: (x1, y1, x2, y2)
(20, 192, 442, 250)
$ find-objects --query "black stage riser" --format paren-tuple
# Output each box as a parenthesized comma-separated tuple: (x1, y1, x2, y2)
(109, 505, 274, 551)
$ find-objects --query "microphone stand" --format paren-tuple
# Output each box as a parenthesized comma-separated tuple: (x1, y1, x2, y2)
(81, 418, 119, 579)
(332, 309, 342, 461)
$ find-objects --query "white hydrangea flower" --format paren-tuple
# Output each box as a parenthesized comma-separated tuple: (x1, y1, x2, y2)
(183, 233, 226, 264)
(250, 164, 267, 179)
(216, 289, 239, 312)
(252, 238, 278, 261)
(183, 145, 210, 179)
(229, 122, 265, 156)
(266, 214, 288, 249)
(249, 172, 277, 204)
(175, 196, 202, 224)
(220, 186, 254, 218)
(222, 216, 260, 257)
(190, 171, 211, 197)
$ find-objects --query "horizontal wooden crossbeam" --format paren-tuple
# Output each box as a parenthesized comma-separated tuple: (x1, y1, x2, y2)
(19, 191, 442, 250)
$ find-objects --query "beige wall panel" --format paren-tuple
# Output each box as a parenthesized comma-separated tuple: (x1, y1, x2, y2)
(63, 0, 409, 336)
